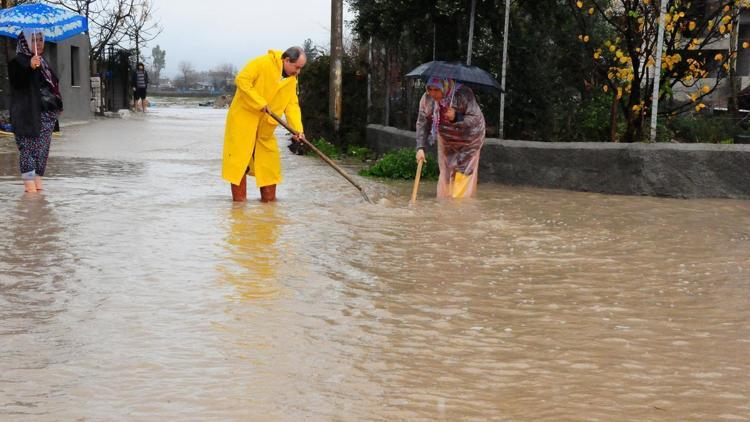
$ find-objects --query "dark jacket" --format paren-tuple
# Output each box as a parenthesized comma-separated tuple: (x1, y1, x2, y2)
(131, 69, 149, 88)
(8, 54, 60, 138)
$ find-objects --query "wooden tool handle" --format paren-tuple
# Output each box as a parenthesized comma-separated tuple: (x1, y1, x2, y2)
(410, 159, 424, 203)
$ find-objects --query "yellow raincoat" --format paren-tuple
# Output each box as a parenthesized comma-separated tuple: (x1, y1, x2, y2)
(222, 50, 303, 187)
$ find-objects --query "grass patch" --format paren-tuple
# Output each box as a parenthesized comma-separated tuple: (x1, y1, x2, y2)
(304, 138, 373, 161)
(359, 148, 439, 180)
(345, 144, 373, 160)
(308, 138, 340, 159)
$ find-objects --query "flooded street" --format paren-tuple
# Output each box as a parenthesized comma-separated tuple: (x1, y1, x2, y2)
(1, 104, 749, 420)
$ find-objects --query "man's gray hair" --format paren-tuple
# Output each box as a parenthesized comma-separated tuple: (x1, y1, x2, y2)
(282, 46, 305, 63)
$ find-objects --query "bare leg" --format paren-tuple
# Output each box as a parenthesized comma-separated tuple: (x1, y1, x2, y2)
(231, 174, 247, 202)
(259, 184, 276, 202)
(34, 175, 43, 191)
(24, 180, 37, 193)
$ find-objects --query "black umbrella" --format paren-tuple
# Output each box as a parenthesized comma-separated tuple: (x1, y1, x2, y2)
(405, 61, 503, 94)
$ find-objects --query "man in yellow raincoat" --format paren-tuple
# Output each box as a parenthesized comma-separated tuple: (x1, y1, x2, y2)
(222, 47, 306, 202)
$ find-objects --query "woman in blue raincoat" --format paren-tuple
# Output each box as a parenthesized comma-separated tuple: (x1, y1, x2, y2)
(415, 77, 485, 198)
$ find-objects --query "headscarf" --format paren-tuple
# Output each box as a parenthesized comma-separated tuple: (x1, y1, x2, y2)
(425, 77, 462, 145)
(17, 30, 61, 100)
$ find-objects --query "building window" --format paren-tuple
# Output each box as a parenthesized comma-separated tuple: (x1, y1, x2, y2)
(71, 45, 80, 86)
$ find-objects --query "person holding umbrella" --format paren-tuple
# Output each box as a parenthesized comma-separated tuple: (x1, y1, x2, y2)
(1, 3, 87, 193)
(7, 29, 63, 193)
(222, 46, 307, 202)
(415, 76, 486, 198)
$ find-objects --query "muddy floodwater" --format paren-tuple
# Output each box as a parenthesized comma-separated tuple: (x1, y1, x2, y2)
(1, 103, 749, 420)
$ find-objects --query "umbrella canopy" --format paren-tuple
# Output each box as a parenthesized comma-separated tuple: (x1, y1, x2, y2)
(405, 61, 502, 94)
(0, 3, 88, 42)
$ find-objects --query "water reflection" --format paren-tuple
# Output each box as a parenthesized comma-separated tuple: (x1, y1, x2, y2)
(0, 194, 79, 417)
(1, 193, 66, 288)
(218, 204, 287, 301)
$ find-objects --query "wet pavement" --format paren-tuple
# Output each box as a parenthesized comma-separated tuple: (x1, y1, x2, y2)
(1, 103, 749, 420)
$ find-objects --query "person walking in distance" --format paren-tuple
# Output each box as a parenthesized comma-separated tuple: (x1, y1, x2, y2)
(131, 62, 149, 112)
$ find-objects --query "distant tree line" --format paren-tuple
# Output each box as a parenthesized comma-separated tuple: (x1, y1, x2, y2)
(166, 61, 237, 92)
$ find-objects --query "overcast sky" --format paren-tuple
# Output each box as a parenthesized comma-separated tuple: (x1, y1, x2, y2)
(150, 0, 353, 78)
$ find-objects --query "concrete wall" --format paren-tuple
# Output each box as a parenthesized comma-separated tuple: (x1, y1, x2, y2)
(367, 124, 750, 199)
(0, 34, 92, 124)
(52, 33, 92, 123)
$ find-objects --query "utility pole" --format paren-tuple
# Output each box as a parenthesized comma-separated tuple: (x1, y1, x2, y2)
(329, 0, 343, 134)
(135, 33, 140, 64)
(467, 0, 477, 66)
(384, 46, 390, 127)
(367, 37, 372, 124)
(650, 0, 668, 143)
(728, 3, 740, 114)
(499, 0, 511, 139)
(433, 23, 437, 61)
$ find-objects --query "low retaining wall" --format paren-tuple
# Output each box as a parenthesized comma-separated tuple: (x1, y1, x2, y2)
(366, 124, 750, 199)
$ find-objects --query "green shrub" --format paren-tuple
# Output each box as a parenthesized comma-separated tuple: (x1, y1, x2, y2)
(345, 145, 373, 161)
(668, 114, 740, 143)
(576, 92, 616, 142)
(654, 121, 674, 143)
(359, 148, 440, 180)
(308, 138, 340, 158)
